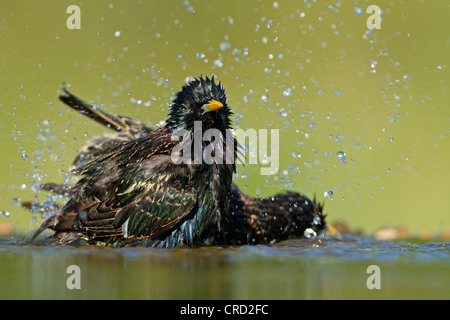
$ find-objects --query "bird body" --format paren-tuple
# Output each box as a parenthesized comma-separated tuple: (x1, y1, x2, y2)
(31, 76, 237, 248)
(27, 76, 327, 247)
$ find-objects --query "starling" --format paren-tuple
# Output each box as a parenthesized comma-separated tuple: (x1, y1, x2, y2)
(28, 80, 327, 246)
(30, 76, 237, 248)
(219, 185, 324, 245)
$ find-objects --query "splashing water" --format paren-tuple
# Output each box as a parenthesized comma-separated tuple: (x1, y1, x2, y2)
(324, 190, 333, 200)
(336, 151, 347, 164)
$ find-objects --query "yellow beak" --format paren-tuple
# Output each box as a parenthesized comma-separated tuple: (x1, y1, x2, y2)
(201, 100, 223, 113)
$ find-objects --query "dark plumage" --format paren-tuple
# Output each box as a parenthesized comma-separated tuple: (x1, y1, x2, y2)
(27, 79, 327, 247)
(31, 76, 236, 248)
(219, 186, 324, 245)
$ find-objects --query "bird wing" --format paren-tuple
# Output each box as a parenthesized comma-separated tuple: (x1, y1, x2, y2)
(59, 84, 152, 139)
(64, 170, 198, 240)
(62, 129, 200, 240)
(112, 183, 198, 238)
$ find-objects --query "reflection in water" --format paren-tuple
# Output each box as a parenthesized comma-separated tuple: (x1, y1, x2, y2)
(0, 236, 448, 299)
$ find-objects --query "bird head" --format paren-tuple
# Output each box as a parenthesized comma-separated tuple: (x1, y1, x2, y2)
(165, 76, 232, 134)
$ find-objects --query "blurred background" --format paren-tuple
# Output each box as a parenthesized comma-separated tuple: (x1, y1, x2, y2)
(0, 0, 448, 237)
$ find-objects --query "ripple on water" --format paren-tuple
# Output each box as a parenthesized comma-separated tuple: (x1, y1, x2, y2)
(0, 235, 448, 263)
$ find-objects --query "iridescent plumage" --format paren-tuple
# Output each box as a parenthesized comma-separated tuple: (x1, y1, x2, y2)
(31, 77, 236, 247)
(28, 77, 326, 247)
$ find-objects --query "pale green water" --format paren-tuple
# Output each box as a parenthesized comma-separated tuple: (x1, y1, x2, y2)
(1, 236, 448, 299)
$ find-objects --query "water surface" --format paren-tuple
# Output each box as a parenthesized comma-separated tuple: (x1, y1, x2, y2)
(1, 236, 448, 299)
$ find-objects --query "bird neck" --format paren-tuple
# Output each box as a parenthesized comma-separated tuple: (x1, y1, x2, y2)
(184, 160, 234, 245)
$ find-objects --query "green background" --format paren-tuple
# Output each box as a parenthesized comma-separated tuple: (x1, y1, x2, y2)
(1, 0, 449, 236)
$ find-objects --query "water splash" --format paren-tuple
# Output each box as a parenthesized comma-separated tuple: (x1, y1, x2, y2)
(354, 7, 363, 16)
(195, 52, 205, 59)
(303, 228, 317, 239)
(0, 211, 10, 218)
(219, 41, 231, 51)
(282, 88, 292, 97)
(324, 190, 333, 200)
(336, 151, 347, 164)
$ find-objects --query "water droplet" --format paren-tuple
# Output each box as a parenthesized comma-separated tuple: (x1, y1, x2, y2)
(304, 228, 317, 239)
(219, 41, 231, 51)
(354, 7, 363, 16)
(279, 108, 287, 117)
(309, 123, 316, 130)
(261, 94, 269, 102)
(336, 151, 347, 164)
(282, 88, 292, 97)
(291, 151, 301, 158)
(313, 217, 321, 226)
(195, 52, 205, 59)
(114, 30, 121, 38)
(1, 211, 10, 218)
(213, 57, 223, 68)
(324, 190, 333, 200)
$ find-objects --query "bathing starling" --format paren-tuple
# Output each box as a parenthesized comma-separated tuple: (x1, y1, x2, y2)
(218, 185, 325, 245)
(31, 76, 237, 248)
(28, 81, 327, 246)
